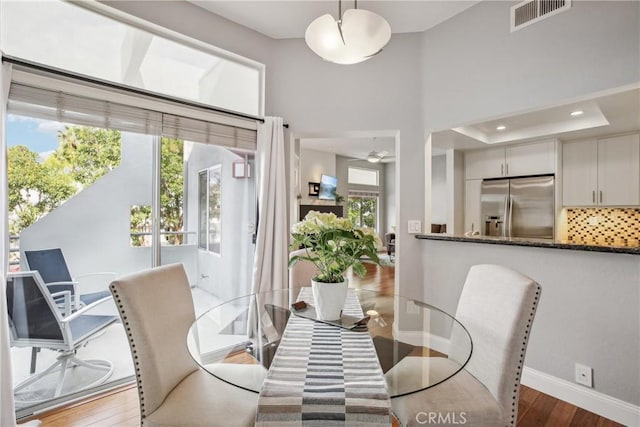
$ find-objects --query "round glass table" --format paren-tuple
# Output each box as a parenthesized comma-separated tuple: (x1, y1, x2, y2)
(187, 286, 472, 398)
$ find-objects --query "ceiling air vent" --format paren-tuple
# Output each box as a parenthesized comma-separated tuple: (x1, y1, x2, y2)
(511, 0, 571, 32)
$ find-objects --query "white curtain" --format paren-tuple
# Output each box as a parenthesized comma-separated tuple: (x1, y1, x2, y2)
(251, 117, 288, 293)
(1, 60, 17, 427)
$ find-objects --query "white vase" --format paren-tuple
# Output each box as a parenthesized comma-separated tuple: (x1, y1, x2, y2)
(311, 278, 348, 321)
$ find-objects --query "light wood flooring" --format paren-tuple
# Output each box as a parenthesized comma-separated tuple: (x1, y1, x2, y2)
(23, 262, 622, 427)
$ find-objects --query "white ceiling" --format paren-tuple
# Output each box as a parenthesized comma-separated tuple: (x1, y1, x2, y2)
(432, 87, 640, 154)
(301, 136, 396, 162)
(189, 1, 480, 39)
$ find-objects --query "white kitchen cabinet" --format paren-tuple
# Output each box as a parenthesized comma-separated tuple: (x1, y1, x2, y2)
(464, 179, 482, 234)
(562, 134, 640, 206)
(464, 147, 504, 180)
(465, 140, 556, 179)
(597, 134, 640, 205)
(506, 140, 556, 177)
(562, 140, 598, 206)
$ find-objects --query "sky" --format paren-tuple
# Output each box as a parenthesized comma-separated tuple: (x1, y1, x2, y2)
(6, 115, 65, 156)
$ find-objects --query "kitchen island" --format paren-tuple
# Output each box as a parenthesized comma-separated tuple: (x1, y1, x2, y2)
(417, 234, 639, 425)
(416, 233, 640, 255)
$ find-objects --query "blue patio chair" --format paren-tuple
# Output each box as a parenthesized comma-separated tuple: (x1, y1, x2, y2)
(6, 271, 118, 403)
(23, 248, 115, 373)
(24, 248, 113, 308)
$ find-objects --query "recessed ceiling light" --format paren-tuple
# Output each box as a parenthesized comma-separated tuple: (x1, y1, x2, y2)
(570, 110, 584, 116)
(496, 125, 506, 131)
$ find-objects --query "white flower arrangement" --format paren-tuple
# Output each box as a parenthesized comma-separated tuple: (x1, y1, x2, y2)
(289, 211, 381, 283)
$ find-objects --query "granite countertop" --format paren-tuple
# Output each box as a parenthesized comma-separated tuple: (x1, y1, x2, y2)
(415, 233, 640, 255)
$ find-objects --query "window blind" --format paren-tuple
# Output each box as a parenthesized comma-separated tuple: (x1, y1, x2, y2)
(8, 83, 163, 135)
(7, 83, 257, 150)
(162, 114, 257, 150)
(348, 190, 380, 198)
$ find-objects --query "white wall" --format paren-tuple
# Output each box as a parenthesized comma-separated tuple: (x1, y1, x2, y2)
(421, 240, 640, 416)
(185, 143, 256, 301)
(431, 155, 447, 224)
(384, 162, 396, 233)
(299, 148, 335, 204)
(421, 1, 640, 131)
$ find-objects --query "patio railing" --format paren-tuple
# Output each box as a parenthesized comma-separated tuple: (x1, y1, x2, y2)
(8, 232, 197, 271)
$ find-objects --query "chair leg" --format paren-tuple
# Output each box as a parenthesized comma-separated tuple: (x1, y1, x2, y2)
(14, 352, 114, 404)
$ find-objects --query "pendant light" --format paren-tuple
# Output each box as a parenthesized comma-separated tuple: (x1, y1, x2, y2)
(305, 0, 391, 65)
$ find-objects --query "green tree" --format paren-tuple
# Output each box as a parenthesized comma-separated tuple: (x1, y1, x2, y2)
(7, 145, 75, 234)
(8, 126, 121, 235)
(130, 138, 185, 246)
(160, 138, 184, 244)
(347, 196, 377, 230)
(9, 125, 185, 247)
(53, 126, 121, 185)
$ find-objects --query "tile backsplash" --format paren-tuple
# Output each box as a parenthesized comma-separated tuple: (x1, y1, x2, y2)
(566, 208, 640, 247)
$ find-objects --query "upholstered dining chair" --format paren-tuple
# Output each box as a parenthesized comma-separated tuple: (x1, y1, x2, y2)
(389, 264, 541, 427)
(109, 263, 258, 427)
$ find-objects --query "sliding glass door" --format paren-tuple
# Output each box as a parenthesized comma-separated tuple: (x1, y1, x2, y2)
(6, 90, 257, 417)
(7, 115, 154, 415)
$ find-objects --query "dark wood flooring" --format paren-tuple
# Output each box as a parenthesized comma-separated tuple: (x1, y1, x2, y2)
(23, 262, 622, 427)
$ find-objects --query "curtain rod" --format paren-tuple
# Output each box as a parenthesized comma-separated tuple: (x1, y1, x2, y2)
(1, 55, 289, 128)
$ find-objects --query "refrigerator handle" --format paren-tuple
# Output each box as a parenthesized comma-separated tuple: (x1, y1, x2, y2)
(508, 196, 513, 238)
(503, 195, 509, 237)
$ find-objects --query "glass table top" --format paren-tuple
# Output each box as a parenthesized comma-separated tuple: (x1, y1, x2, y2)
(187, 286, 472, 398)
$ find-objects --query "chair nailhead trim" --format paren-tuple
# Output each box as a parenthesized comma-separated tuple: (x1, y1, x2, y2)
(110, 284, 147, 420)
(508, 284, 541, 427)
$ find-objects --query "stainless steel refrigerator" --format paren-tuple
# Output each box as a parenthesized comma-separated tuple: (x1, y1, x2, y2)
(481, 175, 555, 239)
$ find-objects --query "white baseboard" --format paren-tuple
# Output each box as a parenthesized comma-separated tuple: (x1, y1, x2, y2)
(391, 327, 640, 426)
(521, 367, 640, 427)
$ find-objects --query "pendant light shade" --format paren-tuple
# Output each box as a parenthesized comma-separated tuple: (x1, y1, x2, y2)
(305, 7, 391, 65)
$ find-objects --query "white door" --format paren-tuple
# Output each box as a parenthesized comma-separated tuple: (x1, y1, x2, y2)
(562, 140, 598, 206)
(597, 134, 640, 206)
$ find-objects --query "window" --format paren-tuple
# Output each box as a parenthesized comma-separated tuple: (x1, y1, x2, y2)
(348, 167, 379, 186)
(198, 165, 222, 253)
(348, 193, 379, 231)
(1, 0, 263, 116)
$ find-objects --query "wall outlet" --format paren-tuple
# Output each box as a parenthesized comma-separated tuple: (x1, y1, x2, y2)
(408, 220, 422, 234)
(575, 363, 593, 387)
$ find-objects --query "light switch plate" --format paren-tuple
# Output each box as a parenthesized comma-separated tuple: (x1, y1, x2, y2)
(408, 220, 422, 234)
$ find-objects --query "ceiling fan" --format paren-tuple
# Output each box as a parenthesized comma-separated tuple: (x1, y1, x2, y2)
(348, 138, 391, 163)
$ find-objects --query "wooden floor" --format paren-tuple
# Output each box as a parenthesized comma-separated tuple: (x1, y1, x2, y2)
(24, 262, 622, 427)
(26, 383, 622, 427)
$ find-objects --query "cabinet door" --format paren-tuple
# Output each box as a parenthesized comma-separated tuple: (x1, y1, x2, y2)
(597, 134, 640, 206)
(562, 140, 598, 206)
(465, 147, 504, 179)
(505, 140, 556, 177)
(464, 179, 482, 234)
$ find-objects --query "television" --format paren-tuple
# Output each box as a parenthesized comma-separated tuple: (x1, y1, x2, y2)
(318, 174, 338, 201)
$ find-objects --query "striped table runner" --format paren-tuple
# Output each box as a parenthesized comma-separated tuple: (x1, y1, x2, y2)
(255, 288, 391, 426)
